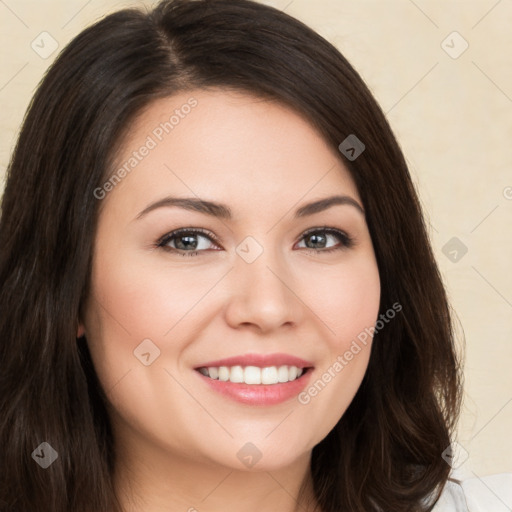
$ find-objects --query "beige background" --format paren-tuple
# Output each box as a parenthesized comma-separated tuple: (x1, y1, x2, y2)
(1, 0, 511, 481)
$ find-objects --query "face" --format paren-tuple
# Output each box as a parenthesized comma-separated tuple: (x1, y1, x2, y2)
(80, 88, 380, 475)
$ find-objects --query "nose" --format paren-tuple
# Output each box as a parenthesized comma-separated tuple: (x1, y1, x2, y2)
(223, 245, 304, 334)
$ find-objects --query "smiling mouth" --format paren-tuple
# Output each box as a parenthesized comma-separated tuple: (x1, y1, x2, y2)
(195, 365, 312, 385)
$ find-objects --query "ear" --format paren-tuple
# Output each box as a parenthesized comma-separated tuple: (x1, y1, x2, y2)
(77, 322, 85, 339)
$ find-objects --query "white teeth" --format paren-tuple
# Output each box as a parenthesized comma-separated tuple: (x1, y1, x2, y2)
(277, 365, 289, 382)
(218, 366, 230, 381)
(198, 365, 306, 385)
(261, 366, 278, 384)
(230, 365, 244, 383)
(244, 366, 261, 384)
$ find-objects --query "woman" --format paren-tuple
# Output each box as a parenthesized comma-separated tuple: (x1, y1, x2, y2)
(0, 0, 467, 510)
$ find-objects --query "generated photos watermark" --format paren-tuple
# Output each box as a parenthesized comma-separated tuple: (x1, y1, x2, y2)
(93, 97, 198, 200)
(298, 302, 402, 405)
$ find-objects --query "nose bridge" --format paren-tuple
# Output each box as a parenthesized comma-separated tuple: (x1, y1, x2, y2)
(224, 234, 301, 331)
(236, 234, 290, 299)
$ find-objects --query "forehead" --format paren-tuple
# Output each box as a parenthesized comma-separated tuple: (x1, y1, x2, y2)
(105, 88, 361, 218)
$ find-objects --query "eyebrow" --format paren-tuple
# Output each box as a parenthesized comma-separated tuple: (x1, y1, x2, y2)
(135, 194, 365, 221)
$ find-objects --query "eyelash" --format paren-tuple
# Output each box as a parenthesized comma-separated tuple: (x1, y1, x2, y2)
(155, 226, 355, 257)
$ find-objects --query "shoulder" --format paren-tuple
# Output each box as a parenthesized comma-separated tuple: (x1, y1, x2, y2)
(431, 472, 512, 511)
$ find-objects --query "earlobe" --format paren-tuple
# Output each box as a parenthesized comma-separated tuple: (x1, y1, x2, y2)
(77, 323, 85, 339)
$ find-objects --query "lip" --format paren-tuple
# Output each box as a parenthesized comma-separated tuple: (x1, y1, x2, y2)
(194, 352, 314, 370)
(193, 352, 315, 406)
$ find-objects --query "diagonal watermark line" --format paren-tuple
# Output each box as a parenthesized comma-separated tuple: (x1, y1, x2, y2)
(0, 0, 29, 28)
(163, 267, 234, 337)
(163, 368, 234, 438)
(472, 0, 503, 29)
(429, 219, 439, 234)
(407, 0, 439, 28)
(472, 61, 512, 103)
(282, 0, 295, 12)
(266, 265, 336, 335)
(266, 163, 337, 234)
(469, 397, 512, 441)
(105, 367, 133, 396)
(62, 0, 91, 29)
(471, 266, 512, 308)
(92, 295, 132, 336)
(470, 470, 512, 510)
(386, 62, 439, 114)
(470, 204, 499, 233)
(0, 62, 29, 92)
(266, 472, 308, 512)
(265, 409, 295, 438)
(200, 470, 234, 502)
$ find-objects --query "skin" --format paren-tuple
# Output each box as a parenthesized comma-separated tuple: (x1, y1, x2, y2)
(79, 88, 381, 512)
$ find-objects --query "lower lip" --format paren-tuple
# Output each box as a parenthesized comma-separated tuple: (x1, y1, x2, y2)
(195, 369, 314, 405)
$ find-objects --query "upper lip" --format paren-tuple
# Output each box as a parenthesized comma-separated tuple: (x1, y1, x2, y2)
(194, 353, 314, 369)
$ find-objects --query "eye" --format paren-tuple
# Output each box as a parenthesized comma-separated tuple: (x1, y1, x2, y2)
(156, 228, 220, 257)
(156, 226, 354, 257)
(296, 226, 354, 254)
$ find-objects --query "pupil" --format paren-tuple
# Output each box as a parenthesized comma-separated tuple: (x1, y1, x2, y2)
(177, 235, 197, 250)
(308, 233, 326, 248)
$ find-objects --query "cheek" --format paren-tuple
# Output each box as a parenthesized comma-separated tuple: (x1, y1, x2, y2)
(294, 255, 380, 443)
(83, 246, 220, 390)
(312, 254, 381, 348)
(83, 253, 214, 446)
(89, 251, 206, 338)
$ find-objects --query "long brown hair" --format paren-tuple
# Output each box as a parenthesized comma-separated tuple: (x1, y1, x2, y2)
(0, 1, 463, 510)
